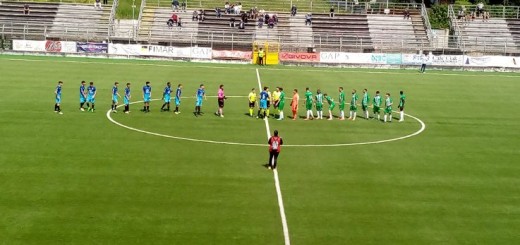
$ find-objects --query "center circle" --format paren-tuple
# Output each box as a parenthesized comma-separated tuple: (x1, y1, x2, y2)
(106, 99, 426, 147)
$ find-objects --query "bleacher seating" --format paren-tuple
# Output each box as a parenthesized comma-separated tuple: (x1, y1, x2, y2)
(457, 18, 518, 52)
(0, 1, 112, 41)
(367, 13, 429, 51)
(310, 13, 373, 51)
(507, 18, 520, 48)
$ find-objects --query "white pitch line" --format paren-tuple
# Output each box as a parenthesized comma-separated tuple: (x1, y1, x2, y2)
(6, 57, 520, 78)
(256, 68, 291, 245)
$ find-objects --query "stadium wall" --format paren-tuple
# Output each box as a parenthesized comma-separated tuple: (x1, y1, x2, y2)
(6, 40, 520, 71)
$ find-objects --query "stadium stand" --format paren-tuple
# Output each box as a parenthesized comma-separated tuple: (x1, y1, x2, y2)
(138, 7, 199, 45)
(0, 1, 113, 41)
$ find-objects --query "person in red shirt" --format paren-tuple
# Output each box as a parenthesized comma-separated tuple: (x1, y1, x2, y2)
(167, 14, 178, 27)
(267, 130, 283, 170)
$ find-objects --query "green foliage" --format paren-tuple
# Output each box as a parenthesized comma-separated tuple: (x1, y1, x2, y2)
(428, 4, 450, 29)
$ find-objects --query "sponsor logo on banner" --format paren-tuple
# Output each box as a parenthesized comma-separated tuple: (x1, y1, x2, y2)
(140, 45, 211, 59)
(320, 52, 349, 63)
(77, 42, 108, 53)
(108, 44, 142, 55)
(279, 52, 319, 62)
(432, 55, 463, 66)
(13, 40, 45, 52)
(212, 50, 252, 60)
(45, 40, 62, 52)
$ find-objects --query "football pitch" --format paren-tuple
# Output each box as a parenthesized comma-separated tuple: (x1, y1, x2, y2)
(1, 55, 520, 244)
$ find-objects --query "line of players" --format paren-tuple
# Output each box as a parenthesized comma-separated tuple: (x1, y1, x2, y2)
(54, 81, 405, 122)
(249, 86, 406, 122)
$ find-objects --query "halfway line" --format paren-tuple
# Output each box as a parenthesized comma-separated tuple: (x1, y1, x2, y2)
(256, 68, 291, 245)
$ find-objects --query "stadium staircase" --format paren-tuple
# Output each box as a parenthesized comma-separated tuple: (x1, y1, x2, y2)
(137, 7, 198, 44)
(283, 13, 313, 49)
(367, 13, 429, 51)
(47, 3, 112, 41)
(0, 1, 59, 39)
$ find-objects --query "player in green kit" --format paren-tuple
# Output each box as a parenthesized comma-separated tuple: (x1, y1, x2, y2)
(324, 93, 335, 120)
(384, 92, 393, 123)
(361, 88, 370, 119)
(338, 87, 345, 120)
(277, 87, 286, 120)
(398, 90, 406, 122)
(304, 87, 314, 120)
(373, 91, 382, 120)
(348, 89, 358, 120)
(315, 89, 324, 119)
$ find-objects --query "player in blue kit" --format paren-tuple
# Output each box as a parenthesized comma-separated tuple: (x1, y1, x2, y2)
(174, 83, 182, 114)
(142, 81, 152, 113)
(160, 82, 172, 112)
(111, 82, 121, 113)
(79, 81, 87, 111)
(123, 82, 131, 113)
(194, 84, 206, 116)
(258, 86, 269, 119)
(54, 81, 63, 114)
(86, 81, 97, 112)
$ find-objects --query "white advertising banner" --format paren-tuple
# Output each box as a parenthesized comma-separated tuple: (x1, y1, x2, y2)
(212, 50, 252, 60)
(13, 40, 76, 53)
(320, 52, 402, 64)
(464, 56, 520, 68)
(402, 54, 464, 66)
(108, 44, 142, 56)
(140, 45, 211, 59)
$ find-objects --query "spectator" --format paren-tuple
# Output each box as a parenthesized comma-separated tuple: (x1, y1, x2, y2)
(180, 2, 186, 12)
(172, 0, 179, 11)
(264, 13, 269, 25)
(483, 11, 490, 22)
(471, 11, 476, 21)
(167, 13, 178, 28)
(476, 2, 484, 17)
(103, 0, 108, 5)
(192, 10, 198, 21)
(198, 9, 205, 22)
(290, 5, 297, 16)
(238, 20, 245, 30)
(273, 14, 278, 24)
(225, 2, 230, 14)
(216, 7, 222, 18)
(457, 8, 465, 20)
(241, 12, 248, 23)
(229, 17, 236, 27)
(403, 8, 410, 19)
(305, 13, 312, 26)
(268, 17, 274, 28)
(234, 3, 241, 15)
(177, 17, 182, 27)
(329, 6, 335, 18)
(23, 4, 30, 15)
(257, 16, 264, 28)
(94, 0, 102, 10)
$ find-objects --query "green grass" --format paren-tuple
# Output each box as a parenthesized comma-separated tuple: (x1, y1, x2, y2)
(1, 55, 520, 244)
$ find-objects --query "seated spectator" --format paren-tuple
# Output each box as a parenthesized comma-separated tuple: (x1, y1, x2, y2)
(238, 20, 245, 30)
(241, 12, 248, 23)
(457, 9, 465, 20)
(291, 5, 297, 16)
(268, 17, 275, 28)
(216, 7, 222, 18)
(171, 0, 179, 11)
(471, 11, 476, 21)
(273, 14, 278, 24)
(94, 0, 102, 10)
(252, 7, 258, 19)
(177, 17, 182, 27)
(483, 11, 490, 22)
(192, 10, 198, 21)
(180, 2, 186, 11)
(167, 13, 178, 28)
(225, 2, 230, 14)
(198, 9, 205, 22)
(257, 16, 264, 28)
(476, 2, 484, 16)
(403, 8, 410, 19)
(23, 4, 30, 15)
(234, 3, 241, 15)
(329, 6, 335, 18)
(229, 17, 236, 27)
(305, 13, 312, 26)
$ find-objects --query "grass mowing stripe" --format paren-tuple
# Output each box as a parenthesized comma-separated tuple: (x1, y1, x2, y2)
(256, 68, 291, 245)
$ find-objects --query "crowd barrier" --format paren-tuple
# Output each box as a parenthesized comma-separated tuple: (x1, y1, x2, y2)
(10, 40, 520, 69)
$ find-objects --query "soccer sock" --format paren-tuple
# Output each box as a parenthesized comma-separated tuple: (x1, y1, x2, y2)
(340, 111, 344, 119)
(57, 105, 61, 112)
(280, 111, 283, 119)
(400, 111, 404, 120)
(353, 112, 357, 120)
(349, 111, 352, 118)
(249, 108, 253, 116)
(144, 106, 147, 111)
(384, 115, 387, 122)
(167, 103, 170, 110)
(175, 106, 179, 112)
(80, 102, 84, 108)
(378, 114, 380, 120)
(266, 109, 270, 117)
(389, 114, 392, 122)
(147, 106, 150, 111)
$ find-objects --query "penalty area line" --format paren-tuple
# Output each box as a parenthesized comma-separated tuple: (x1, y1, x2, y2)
(256, 68, 291, 245)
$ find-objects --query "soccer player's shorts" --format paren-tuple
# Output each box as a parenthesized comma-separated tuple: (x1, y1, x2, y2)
(316, 104, 323, 111)
(399, 105, 404, 111)
(249, 102, 255, 108)
(124, 97, 130, 105)
(55, 96, 61, 104)
(113, 95, 119, 103)
(80, 97, 86, 103)
(144, 94, 151, 103)
(164, 95, 171, 103)
(218, 98, 224, 108)
(196, 97, 203, 106)
(260, 99, 267, 109)
(373, 106, 380, 113)
(87, 96, 95, 103)
(278, 101, 285, 110)
(362, 104, 368, 111)
(305, 102, 312, 110)
(339, 103, 345, 111)
(384, 107, 392, 114)
(329, 103, 336, 111)
(350, 105, 357, 111)
(175, 97, 181, 106)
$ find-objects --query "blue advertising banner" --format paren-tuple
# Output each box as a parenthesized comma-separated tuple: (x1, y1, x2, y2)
(76, 42, 108, 53)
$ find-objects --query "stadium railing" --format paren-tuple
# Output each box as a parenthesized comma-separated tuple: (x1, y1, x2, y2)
(451, 4, 520, 19)
(448, 4, 465, 50)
